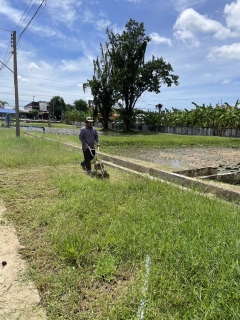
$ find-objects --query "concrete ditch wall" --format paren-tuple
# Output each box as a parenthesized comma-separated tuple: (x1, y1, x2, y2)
(99, 151, 240, 204)
(24, 132, 240, 205)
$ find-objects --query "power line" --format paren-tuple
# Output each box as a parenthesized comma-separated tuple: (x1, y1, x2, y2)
(0, 75, 86, 89)
(15, 0, 37, 32)
(0, 0, 47, 71)
(20, 74, 84, 85)
(0, 27, 12, 32)
(18, 0, 47, 42)
(0, 39, 13, 71)
(0, 82, 85, 95)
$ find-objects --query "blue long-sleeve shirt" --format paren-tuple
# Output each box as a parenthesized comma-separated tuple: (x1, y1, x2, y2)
(79, 125, 99, 150)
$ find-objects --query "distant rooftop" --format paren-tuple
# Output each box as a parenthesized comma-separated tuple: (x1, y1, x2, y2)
(0, 108, 15, 114)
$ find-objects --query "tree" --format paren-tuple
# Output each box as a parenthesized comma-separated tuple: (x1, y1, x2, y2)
(156, 103, 163, 114)
(83, 44, 117, 130)
(107, 19, 179, 131)
(73, 99, 89, 112)
(49, 96, 66, 121)
(64, 110, 88, 124)
(0, 101, 8, 108)
(29, 109, 39, 121)
(65, 103, 74, 112)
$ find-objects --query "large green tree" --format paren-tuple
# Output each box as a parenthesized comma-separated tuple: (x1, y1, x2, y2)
(73, 99, 89, 112)
(107, 19, 179, 131)
(83, 44, 117, 130)
(49, 96, 66, 121)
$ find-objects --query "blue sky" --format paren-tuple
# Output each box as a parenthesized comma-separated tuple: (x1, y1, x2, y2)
(0, 0, 240, 112)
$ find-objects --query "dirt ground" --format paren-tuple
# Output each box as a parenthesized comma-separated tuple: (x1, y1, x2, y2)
(1, 146, 240, 319)
(0, 199, 47, 320)
(119, 146, 240, 171)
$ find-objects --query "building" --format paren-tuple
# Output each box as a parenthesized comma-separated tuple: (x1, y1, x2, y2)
(24, 101, 49, 112)
(23, 101, 50, 120)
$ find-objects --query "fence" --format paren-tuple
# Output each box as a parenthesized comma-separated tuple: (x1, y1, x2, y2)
(73, 121, 240, 138)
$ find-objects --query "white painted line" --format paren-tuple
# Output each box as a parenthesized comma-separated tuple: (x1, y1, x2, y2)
(137, 255, 151, 319)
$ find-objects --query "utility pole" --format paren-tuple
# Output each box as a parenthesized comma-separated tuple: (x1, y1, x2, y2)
(12, 31, 20, 137)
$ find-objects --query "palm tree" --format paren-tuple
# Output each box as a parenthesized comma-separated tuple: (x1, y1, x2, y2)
(0, 101, 9, 108)
(155, 103, 163, 114)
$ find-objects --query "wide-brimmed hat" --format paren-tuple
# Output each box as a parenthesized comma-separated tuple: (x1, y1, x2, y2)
(85, 117, 94, 123)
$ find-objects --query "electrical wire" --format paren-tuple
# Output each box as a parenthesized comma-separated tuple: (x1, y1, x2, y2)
(18, 0, 47, 43)
(15, 0, 37, 33)
(34, 1, 47, 20)
(0, 40, 13, 71)
(0, 75, 86, 89)
(19, 74, 85, 85)
(0, 0, 47, 71)
(0, 27, 12, 33)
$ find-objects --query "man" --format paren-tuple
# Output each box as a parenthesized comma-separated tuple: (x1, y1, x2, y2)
(79, 117, 100, 175)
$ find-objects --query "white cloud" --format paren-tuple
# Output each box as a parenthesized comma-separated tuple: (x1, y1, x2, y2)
(173, 8, 237, 45)
(47, 0, 82, 24)
(18, 75, 30, 82)
(150, 32, 172, 46)
(0, 0, 24, 24)
(61, 59, 81, 72)
(225, 0, 240, 32)
(60, 56, 93, 72)
(222, 79, 232, 84)
(95, 19, 111, 31)
(0, 0, 63, 39)
(39, 61, 53, 71)
(169, 0, 207, 12)
(29, 62, 40, 70)
(83, 9, 94, 23)
(207, 43, 240, 61)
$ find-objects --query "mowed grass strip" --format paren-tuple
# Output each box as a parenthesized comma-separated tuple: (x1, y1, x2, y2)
(1, 129, 240, 319)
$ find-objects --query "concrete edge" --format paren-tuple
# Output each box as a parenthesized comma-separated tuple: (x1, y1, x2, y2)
(99, 153, 240, 204)
(24, 132, 240, 204)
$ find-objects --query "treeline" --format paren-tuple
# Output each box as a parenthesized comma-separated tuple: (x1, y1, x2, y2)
(143, 100, 240, 129)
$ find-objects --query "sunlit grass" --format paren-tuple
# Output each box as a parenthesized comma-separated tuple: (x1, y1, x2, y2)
(1, 128, 240, 319)
(0, 128, 80, 168)
(25, 125, 240, 152)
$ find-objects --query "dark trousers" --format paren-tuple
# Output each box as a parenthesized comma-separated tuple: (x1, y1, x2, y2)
(81, 149, 95, 171)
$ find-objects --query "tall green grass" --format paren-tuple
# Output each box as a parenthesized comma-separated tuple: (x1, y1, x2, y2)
(0, 128, 80, 168)
(1, 128, 240, 319)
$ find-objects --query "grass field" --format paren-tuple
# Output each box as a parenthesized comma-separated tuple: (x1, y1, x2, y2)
(1, 128, 240, 319)
(24, 122, 240, 151)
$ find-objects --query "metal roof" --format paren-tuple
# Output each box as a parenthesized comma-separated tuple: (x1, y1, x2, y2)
(0, 108, 15, 114)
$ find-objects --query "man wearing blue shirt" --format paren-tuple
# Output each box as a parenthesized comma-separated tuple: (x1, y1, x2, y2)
(79, 117, 100, 175)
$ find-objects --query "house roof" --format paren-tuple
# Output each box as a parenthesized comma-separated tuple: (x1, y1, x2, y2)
(25, 101, 39, 107)
(0, 108, 15, 114)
